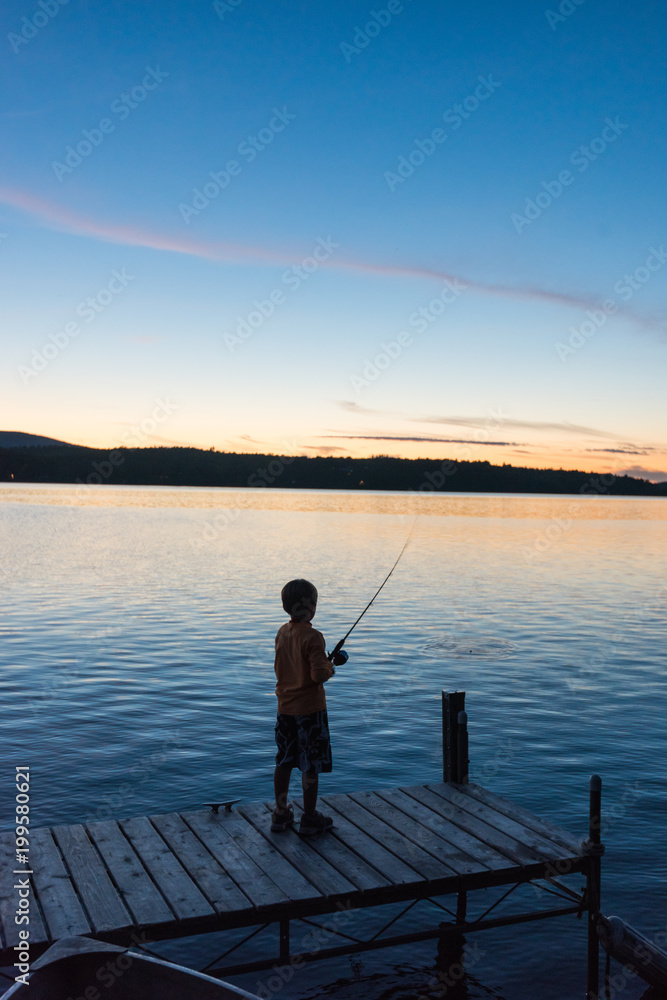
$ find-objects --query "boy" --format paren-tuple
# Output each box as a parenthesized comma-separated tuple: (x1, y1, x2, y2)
(272, 578, 341, 836)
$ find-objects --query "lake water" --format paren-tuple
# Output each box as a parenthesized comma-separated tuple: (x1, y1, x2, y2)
(1, 484, 666, 999)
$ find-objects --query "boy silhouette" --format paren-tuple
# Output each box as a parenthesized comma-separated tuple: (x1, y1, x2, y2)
(272, 578, 343, 835)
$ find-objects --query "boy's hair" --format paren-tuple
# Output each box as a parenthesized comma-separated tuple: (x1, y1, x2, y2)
(281, 579, 318, 621)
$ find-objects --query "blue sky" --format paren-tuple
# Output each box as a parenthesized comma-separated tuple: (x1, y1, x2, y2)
(2, 0, 666, 478)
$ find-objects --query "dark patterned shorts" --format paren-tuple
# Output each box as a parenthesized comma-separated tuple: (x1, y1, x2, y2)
(275, 710, 332, 774)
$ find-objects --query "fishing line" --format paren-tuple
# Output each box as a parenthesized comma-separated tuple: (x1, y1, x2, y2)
(328, 516, 418, 663)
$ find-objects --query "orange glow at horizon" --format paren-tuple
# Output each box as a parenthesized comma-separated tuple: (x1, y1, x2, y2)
(24, 421, 665, 482)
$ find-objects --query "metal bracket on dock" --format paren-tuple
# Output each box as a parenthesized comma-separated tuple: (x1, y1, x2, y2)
(580, 838, 605, 857)
(201, 884, 588, 980)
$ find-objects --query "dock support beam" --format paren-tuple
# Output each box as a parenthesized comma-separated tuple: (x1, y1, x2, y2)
(279, 919, 290, 962)
(456, 890, 467, 925)
(585, 774, 603, 1000)
(442, 691, 467, 783)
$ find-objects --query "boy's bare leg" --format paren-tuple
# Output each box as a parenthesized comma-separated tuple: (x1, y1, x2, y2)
(302, 768, 318, 816)
(274, 764, 292, 811)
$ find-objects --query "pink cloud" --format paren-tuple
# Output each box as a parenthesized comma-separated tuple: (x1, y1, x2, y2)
(1, 185, 664, 327)
(620, 465, 667, 483)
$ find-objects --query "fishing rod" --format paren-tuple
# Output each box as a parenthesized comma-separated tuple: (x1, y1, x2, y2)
(328, 517, 417, 665)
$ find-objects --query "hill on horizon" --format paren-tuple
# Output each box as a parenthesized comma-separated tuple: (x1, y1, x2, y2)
(0, 440, 665, 497)
(0, 431, 74, 448)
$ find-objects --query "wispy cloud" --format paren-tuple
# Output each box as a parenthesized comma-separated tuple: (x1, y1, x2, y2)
(322, 433, 521, 446)
(0, 109, 48, 120)
(585, 446, 653, 455)
(302, 444, 346, 453)
(0, 187, 284, 266)
(338, 404, 632, 443)
(620, 465, 667, 483)
(1, 185, 664, 327)
(336, 400, 392, 415)
(416, 415, 620, 439)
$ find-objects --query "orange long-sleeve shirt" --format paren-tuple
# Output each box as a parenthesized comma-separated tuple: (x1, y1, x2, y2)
(274, 620, 334, 715)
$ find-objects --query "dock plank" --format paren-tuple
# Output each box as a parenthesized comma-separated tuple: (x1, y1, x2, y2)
(312, 799, 422, 886)
(52, 824, 132, 933)
(121, 816, 214, 922)
(86, 820, 174, 927)
(0, 831, 49, 950)
(323, 793, 455, 882)
(239, 803, 358, 899)
(401, 786, 540, 866)
(396, 787, 518, 870)
(456, 783, 582, 855)
(378, 788, 508, 872)
(151, 812, 255, 915)
(30, 828, 91, 939)
(426, 784, 570, 861)
(281, 801, 391, 892)
(207, 808, 322, 902)
(349, 790, 472, 878)
(182, 809, 290, 909)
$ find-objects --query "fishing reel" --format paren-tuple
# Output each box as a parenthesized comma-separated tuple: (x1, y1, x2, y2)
(328, 640, 349, 667)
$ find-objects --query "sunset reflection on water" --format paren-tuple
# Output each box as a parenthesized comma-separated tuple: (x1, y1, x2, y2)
(1, 483, 665, 521)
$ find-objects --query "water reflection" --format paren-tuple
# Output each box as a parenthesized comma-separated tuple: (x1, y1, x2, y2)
(0, 485, 664, 1000)
(1, 483, 665, 521)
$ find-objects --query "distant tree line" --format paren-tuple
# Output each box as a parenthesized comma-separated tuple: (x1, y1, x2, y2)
(1, 444, 665, 497)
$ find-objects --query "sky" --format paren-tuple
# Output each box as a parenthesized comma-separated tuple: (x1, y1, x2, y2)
(1, 0, 666, 479)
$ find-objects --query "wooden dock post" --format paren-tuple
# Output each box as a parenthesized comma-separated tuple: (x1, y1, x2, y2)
(585, 774, 604, 1000)
(457, 710, 469, 784)
(442, 691, 466, 783)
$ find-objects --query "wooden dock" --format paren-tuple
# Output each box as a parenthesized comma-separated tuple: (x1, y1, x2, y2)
(0, 782, 591, 969)
(0, 694, 605, 995)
